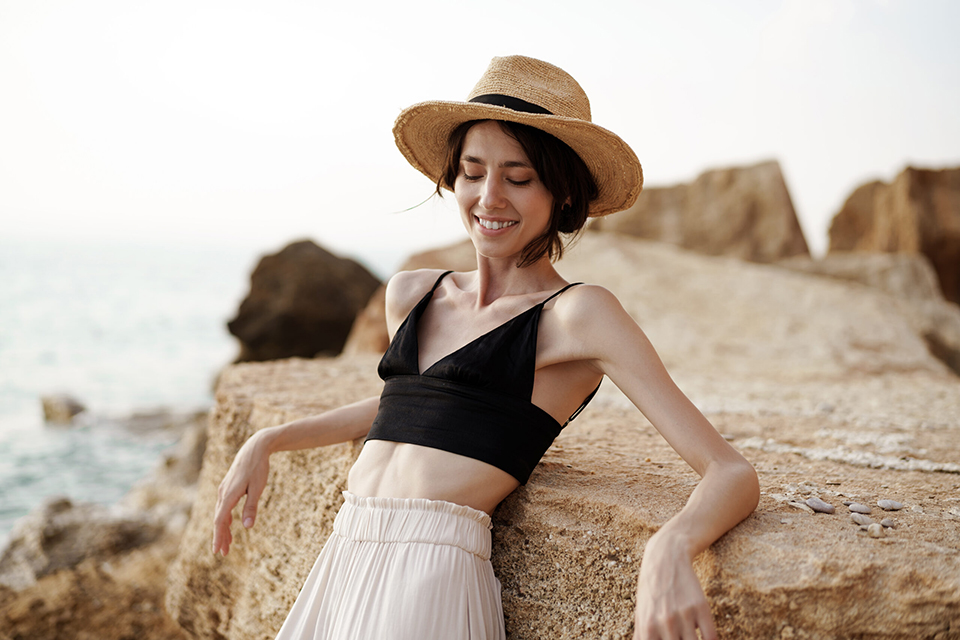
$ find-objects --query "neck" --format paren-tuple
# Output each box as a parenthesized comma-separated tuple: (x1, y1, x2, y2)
(470, 253, 565, 307)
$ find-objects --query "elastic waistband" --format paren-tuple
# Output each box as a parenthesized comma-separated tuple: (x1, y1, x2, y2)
(334, 491, 493, 560)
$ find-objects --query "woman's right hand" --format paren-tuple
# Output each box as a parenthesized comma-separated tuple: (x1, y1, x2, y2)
(211, 430, 273, 556)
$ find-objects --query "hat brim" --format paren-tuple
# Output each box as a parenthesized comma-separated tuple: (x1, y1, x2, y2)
(393, 100, 643, 217)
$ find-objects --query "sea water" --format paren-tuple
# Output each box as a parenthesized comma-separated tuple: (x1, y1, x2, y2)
(0, 239, 258, 543)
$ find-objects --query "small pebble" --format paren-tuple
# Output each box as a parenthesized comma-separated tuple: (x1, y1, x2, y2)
(805, 497, 835, 514)
(842, 500, 854, 506)
(877, 499, 903, 511)
(850, 513, 873, 526)
(880, 518, 896, 529)
(849, 503, 872, 514)
(867, 523, 885, 538)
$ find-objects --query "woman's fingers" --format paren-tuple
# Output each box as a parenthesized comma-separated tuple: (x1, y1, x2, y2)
(241, 472, 266, 529)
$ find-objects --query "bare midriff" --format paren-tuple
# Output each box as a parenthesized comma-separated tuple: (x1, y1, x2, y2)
(347, 440, 520, 515)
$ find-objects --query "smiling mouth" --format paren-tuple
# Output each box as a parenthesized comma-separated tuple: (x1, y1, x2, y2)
(475, 216, 518, 230)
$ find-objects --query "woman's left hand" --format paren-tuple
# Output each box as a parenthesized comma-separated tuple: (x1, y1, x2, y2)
(632, 534, 718, 640)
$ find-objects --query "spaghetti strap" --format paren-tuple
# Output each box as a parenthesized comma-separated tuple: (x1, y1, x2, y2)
(430, 270, 454, 292)
(541, 281, 584, 306)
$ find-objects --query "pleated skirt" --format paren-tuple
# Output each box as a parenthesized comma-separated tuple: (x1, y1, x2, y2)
(274, 491, 505, 640)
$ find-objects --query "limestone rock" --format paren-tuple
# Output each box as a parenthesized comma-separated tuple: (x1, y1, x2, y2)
(342, 239, 477, 355)
(828, 166, 960, 304)
(227, 240, 381, 362)
(40, 393, 85, 423)
(591, 160, 810, 263)
(168, 234, 960, 639)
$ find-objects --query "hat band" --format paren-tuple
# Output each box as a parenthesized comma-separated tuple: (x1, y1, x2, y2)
(468, 94, 553, 115)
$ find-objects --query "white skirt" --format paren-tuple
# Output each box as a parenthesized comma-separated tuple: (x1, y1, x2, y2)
(274, 491, 505, 640)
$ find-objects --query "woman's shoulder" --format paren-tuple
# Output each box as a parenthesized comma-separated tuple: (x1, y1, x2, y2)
(383, 269, 458, 331)
(552, 282, 627, 324)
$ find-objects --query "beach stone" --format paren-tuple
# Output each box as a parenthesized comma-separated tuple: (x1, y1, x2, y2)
(868, 523, 885, 538)
(591, 160, 810, 263)
(851, 513, 874, 526)
(227, 239, 380, 362)
(881, 519, 896, 529)
(878, 500, 904, 511)
(40, 393, 86, 423)
(849, 503, 872, 514)
(805, 497, 835, 514)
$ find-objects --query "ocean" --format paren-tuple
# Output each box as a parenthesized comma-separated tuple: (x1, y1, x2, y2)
(0, 239, 269, 543)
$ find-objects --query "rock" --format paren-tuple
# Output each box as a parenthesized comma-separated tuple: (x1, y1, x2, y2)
(805, 497, 835, 514)
(881, 519, 896, 529)
(868, 523, 885, 538)
(167, 234, 960, 638)
(227, 240, 381, 362)
(849, 503, 872, 514)
(878, 500, 904, 511)
(788, 501, 814, 514)
(40, 393, 86, 423)
(590, 160, 810, 263)
(777, 252, 943, 301)
(343, 240, 478, 355)
(0, 409, 208, 638)
(778, 252, 960, 377)
(0, 497, 164, 590)
(850, 513, 874, 526)
(828, 166, 960, 304)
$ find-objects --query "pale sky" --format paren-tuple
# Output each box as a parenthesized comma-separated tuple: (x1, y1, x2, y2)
(1, 0, 958, 276)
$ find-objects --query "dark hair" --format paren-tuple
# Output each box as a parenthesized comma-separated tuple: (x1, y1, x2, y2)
(436, 120, 599, 267)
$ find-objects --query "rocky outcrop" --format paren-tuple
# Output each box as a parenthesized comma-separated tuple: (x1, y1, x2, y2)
(0, 411, 207, 639)
(228, 240, 381, 362)
(591, 160, 810, 263)
(40, 393, 86, 423)
(828, 166, 960, 304)
(168, 234, 960, 639)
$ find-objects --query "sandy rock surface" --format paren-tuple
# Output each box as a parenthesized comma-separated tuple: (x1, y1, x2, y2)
(828, 166, 960, 304)
(591, 160, 809, 263)
(169, 234, 960, 639)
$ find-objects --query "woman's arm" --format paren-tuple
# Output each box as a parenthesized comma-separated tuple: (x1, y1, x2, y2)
(211, 395, 380, 556)
(563, 286, 760, 640)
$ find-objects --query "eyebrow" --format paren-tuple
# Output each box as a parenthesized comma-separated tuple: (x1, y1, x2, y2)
(461, 154, 532, 169)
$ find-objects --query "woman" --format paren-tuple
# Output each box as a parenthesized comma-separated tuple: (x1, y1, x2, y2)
(212, 55, 759, 640)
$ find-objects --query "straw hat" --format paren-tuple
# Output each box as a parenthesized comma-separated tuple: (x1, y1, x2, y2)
(393, 55, 643, 217)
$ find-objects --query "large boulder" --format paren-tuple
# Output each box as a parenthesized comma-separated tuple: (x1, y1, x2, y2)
(591, 160, 810, 263)
(228, 240, 381, 362)
(167, 234, 960, 639)
(828, 166, 960, 304)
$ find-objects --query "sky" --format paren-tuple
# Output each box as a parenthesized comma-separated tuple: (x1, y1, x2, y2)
(1, 0, 958, 277)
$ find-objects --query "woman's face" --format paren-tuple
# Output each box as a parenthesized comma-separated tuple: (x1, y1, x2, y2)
(454, 121, 554, 262)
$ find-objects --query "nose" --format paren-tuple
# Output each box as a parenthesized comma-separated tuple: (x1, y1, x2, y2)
(479, 176, 506, 211)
